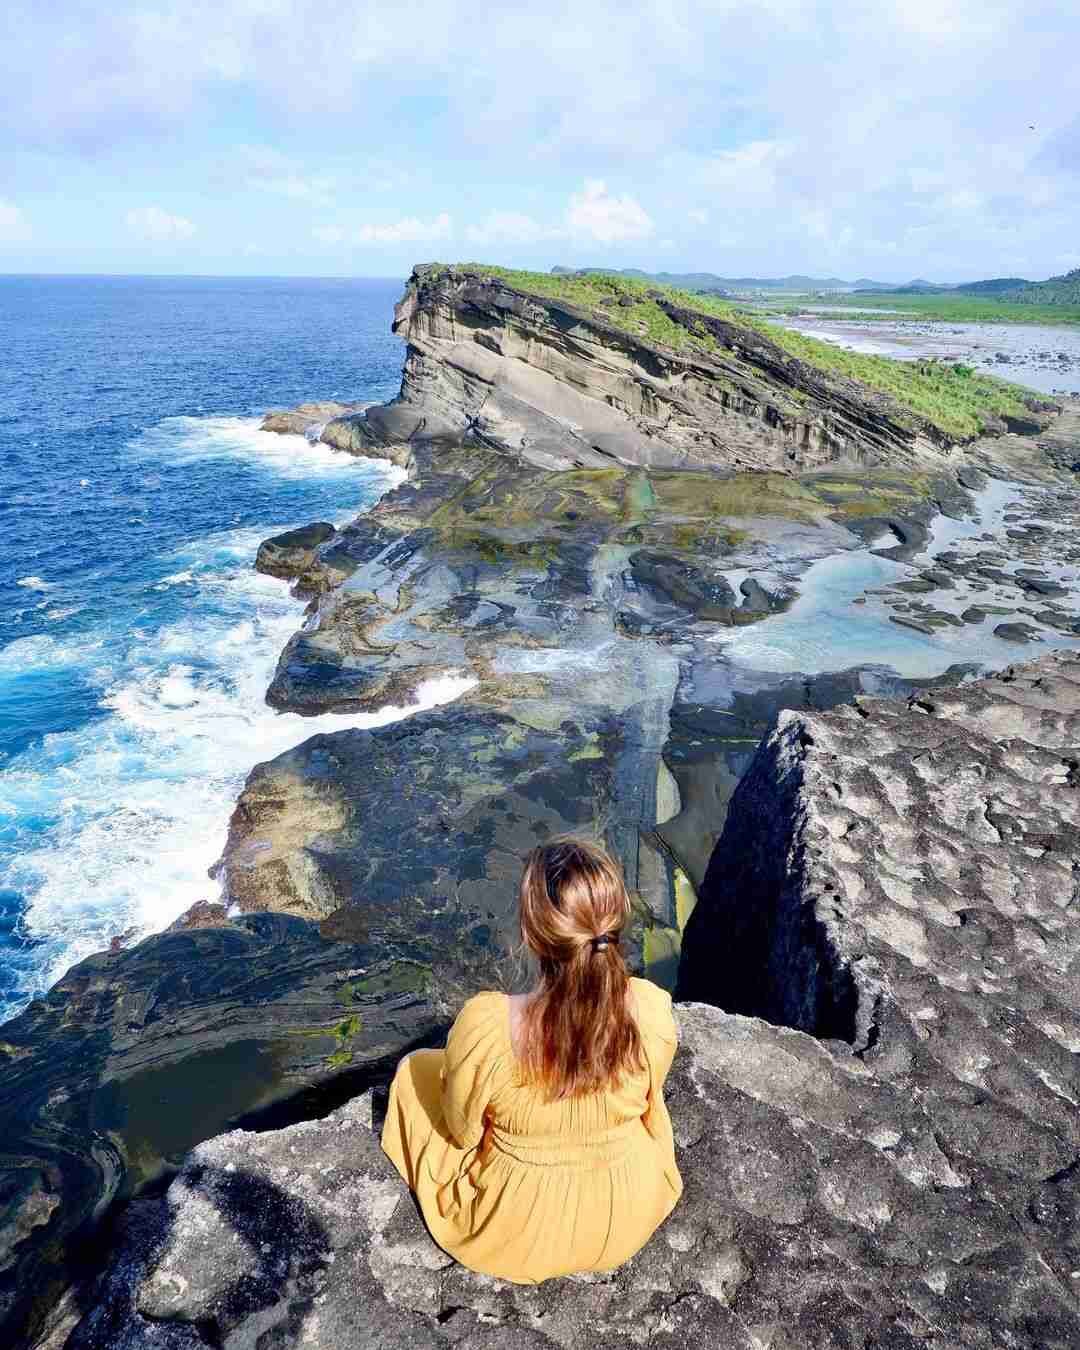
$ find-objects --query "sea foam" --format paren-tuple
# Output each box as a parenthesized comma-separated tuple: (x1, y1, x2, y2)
(1, 537, 471, 1013)
(0, 418, 412, 1019)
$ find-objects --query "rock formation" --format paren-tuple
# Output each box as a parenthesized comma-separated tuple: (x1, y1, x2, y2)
(0, 914, 451, 1344)
(43, 988, 1080, 1346)
(25, 654, 1080, 1350)
(321, 265, 956, 473)
(259, 401, 365, 437)
(4, 266, 1080, 1347)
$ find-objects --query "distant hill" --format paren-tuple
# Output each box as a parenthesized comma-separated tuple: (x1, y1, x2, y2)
(551, 265, 1078, 304)
(1006, 268, 1080, 305)
(952, 277, 1031, 295)
(552, 266, 855, 292)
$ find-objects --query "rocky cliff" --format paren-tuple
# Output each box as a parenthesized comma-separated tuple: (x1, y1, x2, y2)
(4, 269, 1080, 1348)
(321, 265, 955, 473)
(38, 655, 1080, 1348)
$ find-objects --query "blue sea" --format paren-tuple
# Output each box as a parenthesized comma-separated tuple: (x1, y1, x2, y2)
(0, 275, 407, 1023)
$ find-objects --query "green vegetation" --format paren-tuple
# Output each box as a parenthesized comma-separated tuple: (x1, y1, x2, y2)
(756, 335, 1036, 440)
(421, 263, 1039, 441)
(767, 290, 1080, 326)
(326, 1013, 363, 1069)
(1007, 267, 1080, 306)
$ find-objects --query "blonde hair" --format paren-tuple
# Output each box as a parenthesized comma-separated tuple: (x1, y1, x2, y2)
(517, 836, 644, 1099)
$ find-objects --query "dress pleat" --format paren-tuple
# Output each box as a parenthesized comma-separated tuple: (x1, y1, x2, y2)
(381, 977, 683, 1283)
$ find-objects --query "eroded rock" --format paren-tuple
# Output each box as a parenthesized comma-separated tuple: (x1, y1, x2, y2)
(329, 266, 955, 474)
(49, 1000, 1080, 1349)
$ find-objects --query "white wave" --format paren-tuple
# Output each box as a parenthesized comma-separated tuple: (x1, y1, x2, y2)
(16, 576, 51, 591)
(44, 605, 84, 622)
(0, 633, 97, 671)
(134, 413, 401, 483)
(2, 502, 469, 1010)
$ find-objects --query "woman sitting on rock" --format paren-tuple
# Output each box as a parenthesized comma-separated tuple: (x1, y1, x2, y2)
(382, 836, 683, 1283)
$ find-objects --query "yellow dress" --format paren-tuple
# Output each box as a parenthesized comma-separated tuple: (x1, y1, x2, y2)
(381, 976, 683, 1283)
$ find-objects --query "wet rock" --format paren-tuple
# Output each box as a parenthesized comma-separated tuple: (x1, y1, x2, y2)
(918, 568, 955, 589)
(261, 401, 364, 437)
(255, 522, 337, 581)
(169, 900, 231, 930)
(628, 551, 737, 619)
(960, 606, 987, 623)
(0, 915, 450, 1345)
(994, 621, 1041, 642)
(214, 705, 644, 973)
(1018, 576, 1069, 598)
(738, 577, 775, 612)
(889, 615, 936, 634)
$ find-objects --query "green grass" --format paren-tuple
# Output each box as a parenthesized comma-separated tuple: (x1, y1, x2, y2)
(763, 290, 1080, 326)
(419, 263, 1041, 441)
(750, 329, 1037, 440)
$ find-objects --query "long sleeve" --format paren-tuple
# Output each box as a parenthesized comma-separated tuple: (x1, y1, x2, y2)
(440, 992, 508, 1149)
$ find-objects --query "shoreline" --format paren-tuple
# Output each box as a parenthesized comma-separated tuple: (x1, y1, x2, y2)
(4, 268, 1080, 1349)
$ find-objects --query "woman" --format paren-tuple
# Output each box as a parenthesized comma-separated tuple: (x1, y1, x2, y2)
(381, 836, 683, 1283)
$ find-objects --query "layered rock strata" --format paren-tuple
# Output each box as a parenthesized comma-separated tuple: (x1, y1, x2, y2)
(5, 270, 1080, 1346)
(321, 265, 960, 473)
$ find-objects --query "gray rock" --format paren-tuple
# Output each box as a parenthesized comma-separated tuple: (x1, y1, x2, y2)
(679, 652, 1080, 1342)
(255, 521, 336, 580)
(49, 990, 1080, 1349)
(260, 401, 365, 437)
(994, 621, 1041, 642)
(329, 267, 951, 474)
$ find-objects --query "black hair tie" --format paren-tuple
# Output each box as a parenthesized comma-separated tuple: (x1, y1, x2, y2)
(591, 935, 612, 952)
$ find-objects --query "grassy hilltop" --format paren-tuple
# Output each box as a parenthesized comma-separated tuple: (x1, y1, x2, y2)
(431, 263, 1043, 441)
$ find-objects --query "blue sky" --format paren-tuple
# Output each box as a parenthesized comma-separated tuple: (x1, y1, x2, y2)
(3, 1, 1078, 281)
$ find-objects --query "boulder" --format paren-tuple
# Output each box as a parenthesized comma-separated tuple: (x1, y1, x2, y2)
(260, 401, 364, 437)
(678, 652, 1080, 1335)
(44, 1000, 1080, 1348)
(255, 521, 336, 581)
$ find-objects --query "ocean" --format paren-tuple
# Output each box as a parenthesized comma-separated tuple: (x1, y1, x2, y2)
(0, 275, 410, 1023)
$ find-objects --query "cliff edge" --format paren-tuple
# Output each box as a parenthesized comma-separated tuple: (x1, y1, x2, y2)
(40, 654, 1080, 1350)
(320, 265, 1050, 474)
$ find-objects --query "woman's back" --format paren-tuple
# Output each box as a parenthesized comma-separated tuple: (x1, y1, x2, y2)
(382, 837, 683, 1283)
(382, 976, 682, 1283)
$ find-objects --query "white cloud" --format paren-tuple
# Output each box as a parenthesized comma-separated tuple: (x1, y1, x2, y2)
(688, 208, 709, 226)
(4, 3, 1080, 276)
(465, 211, 565, 246)
(313, 213, 452, 247)
(125, 205, 196, 242)
(0, 200, 30, 242)
(566, 180, 653, 244)
(234, 145, 335, 205)
(356, 212, 452, 244)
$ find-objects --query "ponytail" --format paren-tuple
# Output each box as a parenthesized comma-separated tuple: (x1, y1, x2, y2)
(517, 838, 644, 1099)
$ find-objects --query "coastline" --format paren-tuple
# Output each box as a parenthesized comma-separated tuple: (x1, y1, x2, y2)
(4, 265, 1080, 1349)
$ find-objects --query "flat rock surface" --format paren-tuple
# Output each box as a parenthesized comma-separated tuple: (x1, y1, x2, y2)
(44, 1000, 1080, 1349)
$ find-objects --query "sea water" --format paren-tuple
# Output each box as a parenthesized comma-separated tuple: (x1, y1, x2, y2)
(0, 275, 457, 1022)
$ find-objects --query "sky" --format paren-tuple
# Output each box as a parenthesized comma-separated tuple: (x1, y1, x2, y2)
(2, 1, 1079, 282)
